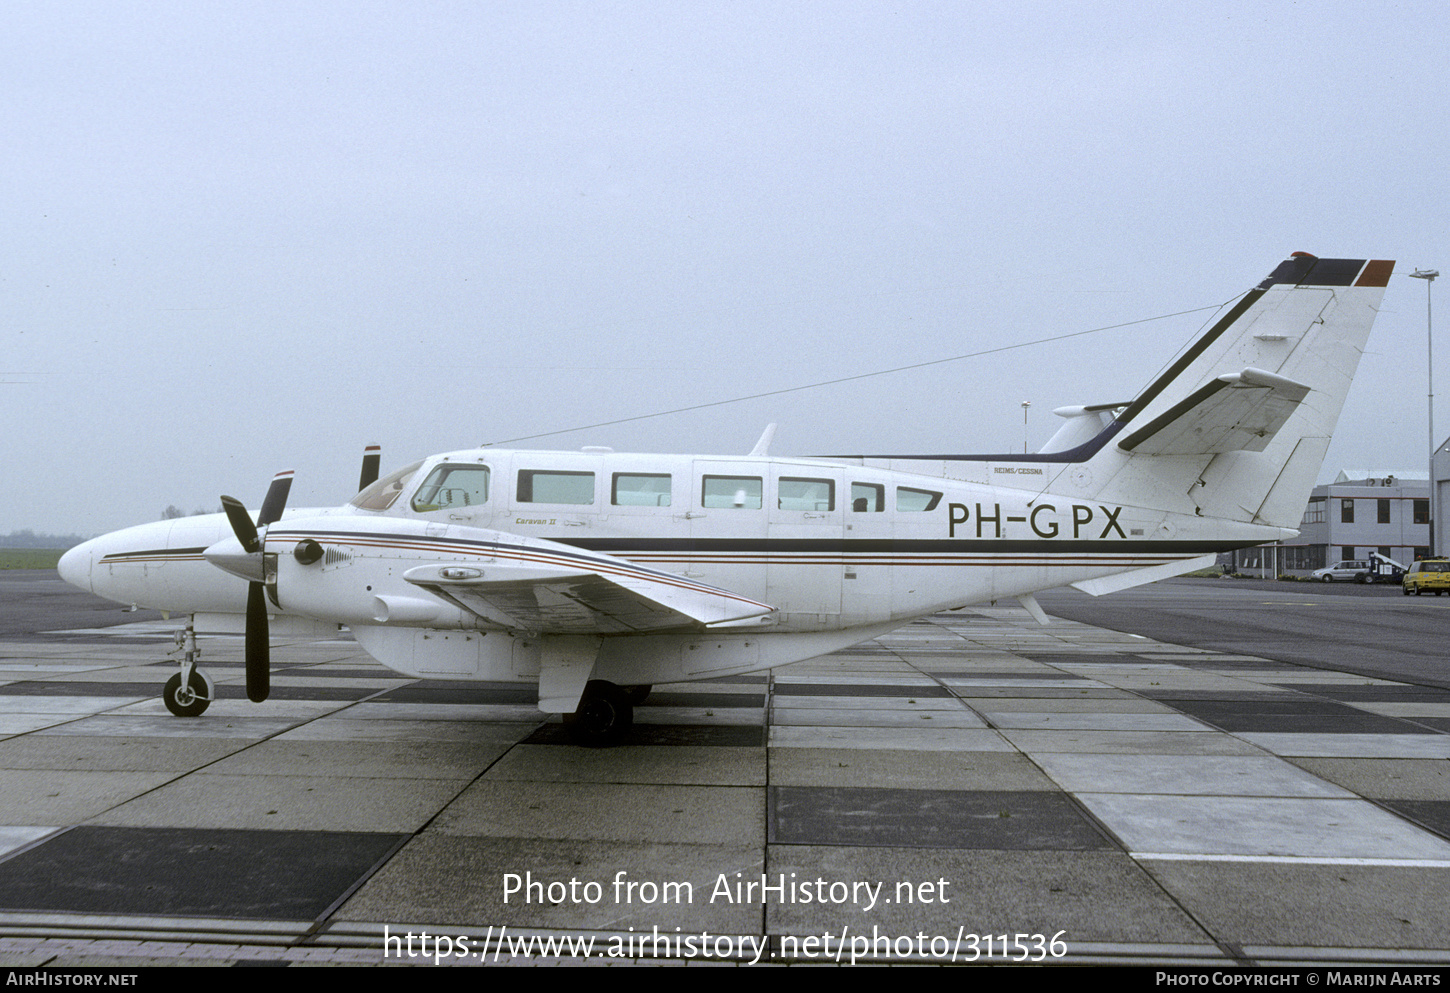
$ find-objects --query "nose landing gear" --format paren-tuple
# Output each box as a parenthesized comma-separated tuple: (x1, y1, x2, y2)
(163, 619, 214, 717)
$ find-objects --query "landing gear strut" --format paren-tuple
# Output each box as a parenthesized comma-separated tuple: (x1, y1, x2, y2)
(563, 680, 633, 747)
(163, 619, 214, 717)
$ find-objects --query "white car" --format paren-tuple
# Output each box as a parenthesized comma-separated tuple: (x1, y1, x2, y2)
(1312, 560, 1371, 582)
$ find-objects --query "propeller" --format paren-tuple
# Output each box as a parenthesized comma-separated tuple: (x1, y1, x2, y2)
(218, 470, 294, 703)
(209, 449, 373, 704)
(359, 445, 381, 492)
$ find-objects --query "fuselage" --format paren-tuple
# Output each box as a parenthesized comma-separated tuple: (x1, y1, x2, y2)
(60, 446, 1275, 679)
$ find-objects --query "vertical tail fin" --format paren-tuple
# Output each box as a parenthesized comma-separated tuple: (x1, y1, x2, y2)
(1088, 253, 1394, 528)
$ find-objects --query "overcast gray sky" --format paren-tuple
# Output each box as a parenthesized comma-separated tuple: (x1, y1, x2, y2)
(5, 1, 1447, 536)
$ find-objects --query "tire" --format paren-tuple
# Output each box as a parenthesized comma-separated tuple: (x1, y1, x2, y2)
(1321, 575, 1334, 582)
(163, 669, 212, 717)
(563, 680, 633, 747)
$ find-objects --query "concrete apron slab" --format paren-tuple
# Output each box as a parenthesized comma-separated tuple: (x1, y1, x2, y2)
(1, 607, 1450, 965)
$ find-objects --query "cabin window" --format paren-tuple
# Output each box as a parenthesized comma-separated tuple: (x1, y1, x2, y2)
(352, 461, 423, 511)
(411, 464, 491, 511)
(851, 482, 884, 512)
(613, 473, 672, 507)
(517, 470, 596, 505)
(702, 475, 763, 509)
(778, 477, 834, 511)
(897, 487, 942, 512)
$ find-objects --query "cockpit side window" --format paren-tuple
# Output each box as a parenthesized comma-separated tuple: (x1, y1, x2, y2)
(411, 464, 491, 512)
(351, 461, 424, 511)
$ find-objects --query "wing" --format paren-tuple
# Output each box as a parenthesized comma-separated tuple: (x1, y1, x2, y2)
(1116, 367, 1312, 456)
(402, 555, 776, 635)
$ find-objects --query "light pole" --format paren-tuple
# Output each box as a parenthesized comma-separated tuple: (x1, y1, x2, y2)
(1021, 401, 1031, 454)
(1410, 269, 1438, 557)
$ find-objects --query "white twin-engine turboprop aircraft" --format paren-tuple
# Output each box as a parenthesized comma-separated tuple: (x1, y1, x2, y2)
(59, 253, 1394, 744)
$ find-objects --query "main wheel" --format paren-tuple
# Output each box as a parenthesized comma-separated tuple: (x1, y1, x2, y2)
(1321, 575, 1333, 582)
(563, 680, 634, 747)
(163, 669, 213, 717)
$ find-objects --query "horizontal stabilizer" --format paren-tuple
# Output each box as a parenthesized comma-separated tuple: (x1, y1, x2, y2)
(1117, 367, 1311, 456)
(403, 557, 775, 635)
(1070, 554, 1218, 596)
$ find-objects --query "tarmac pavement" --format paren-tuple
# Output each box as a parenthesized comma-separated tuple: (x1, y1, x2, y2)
(1, 579, 1449, 967)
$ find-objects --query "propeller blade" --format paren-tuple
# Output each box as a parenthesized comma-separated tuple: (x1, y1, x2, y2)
(245, 581, 270, 702)
(220, 496, 260, 554)
(359, 445, 381, 492)
(257, 470, 295, 527)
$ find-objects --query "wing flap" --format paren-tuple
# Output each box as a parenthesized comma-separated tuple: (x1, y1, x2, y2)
(403, 559, 775, 635)
(1117, 367, 1311, 456)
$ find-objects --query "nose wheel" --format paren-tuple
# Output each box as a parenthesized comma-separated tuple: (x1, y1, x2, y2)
(163, 668, 214, 717)
(163, 618, 214, 717)
(563, 680, 633, 747)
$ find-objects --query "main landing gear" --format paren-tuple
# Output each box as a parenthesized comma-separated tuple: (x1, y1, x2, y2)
(563, 680, 645, 747)
(162, 619, 214, 717)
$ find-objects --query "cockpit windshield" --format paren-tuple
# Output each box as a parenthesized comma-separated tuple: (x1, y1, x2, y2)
(350, 461, 423, 511)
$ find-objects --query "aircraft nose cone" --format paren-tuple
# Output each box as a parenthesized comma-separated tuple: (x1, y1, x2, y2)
(57, 542, 93, 592)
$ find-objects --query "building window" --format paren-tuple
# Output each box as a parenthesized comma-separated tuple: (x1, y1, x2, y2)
(1378, 499, 1391, 524)
(1341, 499, 1354, 524)
(1302, 498, 1326, 525)
(1342, 546, 1355, 562)
(1415, 499, 1430, 524)
(1415, 546, 1431, 560)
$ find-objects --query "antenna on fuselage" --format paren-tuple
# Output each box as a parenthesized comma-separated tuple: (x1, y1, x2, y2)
(749, 423, 777, 456)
